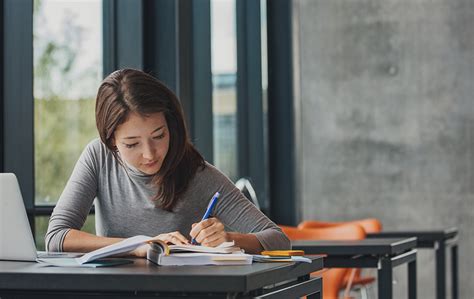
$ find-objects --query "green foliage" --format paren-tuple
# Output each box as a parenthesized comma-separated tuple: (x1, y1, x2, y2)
(34, 96, 98, 250)
(35, 215, 95, 251)
(33, 0, 99, 204)
(34, 97, 97, 204)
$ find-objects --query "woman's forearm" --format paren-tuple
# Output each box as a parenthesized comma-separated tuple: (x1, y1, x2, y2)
(64, 230, 265, 255)
(227, 232, 264, 254)
(63, 229, 123, 253)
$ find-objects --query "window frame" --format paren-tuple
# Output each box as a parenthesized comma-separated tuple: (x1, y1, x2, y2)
(1, 0, 214, 241)
(0, 0, 292, 242)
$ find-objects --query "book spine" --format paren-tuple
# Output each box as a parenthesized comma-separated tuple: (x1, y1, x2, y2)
(146, 247, 162, 265)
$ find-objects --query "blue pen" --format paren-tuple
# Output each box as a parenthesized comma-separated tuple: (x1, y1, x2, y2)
(191, 191, 220, 245)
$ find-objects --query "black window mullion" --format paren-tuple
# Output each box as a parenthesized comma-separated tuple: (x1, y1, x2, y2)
(0, 0, 4, 172)
(178, 0, 213, 162)
(191, 1, 213, 162)
(31, 206, 94, 217)
(236, 0, 267, 212)
(3, 0, 35, 228)
(103, 0, 143, 76)
(267, 0, 297, 225)
(143, 0, 179, 92)
(102, 0, 116, 76)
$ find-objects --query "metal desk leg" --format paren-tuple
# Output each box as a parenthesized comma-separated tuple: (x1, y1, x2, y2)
(452, 244, 458, 299)
(253, 276, 322, 299)
(435, 240, 446, 299)
(378, 257, 393, 299)
(408, 257, 417, 299)
(307, 290, 321, 299)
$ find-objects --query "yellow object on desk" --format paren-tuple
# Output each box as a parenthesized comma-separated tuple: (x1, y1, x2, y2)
(260, 250, 305, 256)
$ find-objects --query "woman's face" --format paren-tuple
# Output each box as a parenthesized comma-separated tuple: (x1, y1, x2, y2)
(113, 112, 170, 175)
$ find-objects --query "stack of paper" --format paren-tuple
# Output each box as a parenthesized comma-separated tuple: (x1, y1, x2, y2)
(147, 250, 252, 266)
(252, 255, 312, 263)
(146, 240, 252, 266)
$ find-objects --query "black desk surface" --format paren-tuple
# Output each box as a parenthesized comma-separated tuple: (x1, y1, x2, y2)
(367, 227, 458, 242)
(292, 237, 417, 255)
(0, 256, 323, 294)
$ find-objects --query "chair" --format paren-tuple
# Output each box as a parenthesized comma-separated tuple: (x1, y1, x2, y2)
(280, 224, 366, 299)
(298, 218, 382, 234)
(235, 177, 260, 210)
(298, 218, 383, 298)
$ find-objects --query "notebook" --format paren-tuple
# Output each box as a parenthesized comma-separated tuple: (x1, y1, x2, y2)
(0, 173, 82, 261)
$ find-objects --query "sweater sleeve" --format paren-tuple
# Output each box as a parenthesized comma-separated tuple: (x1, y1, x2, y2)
(45, 139, 102, 252)
(205, 165, 291, 251)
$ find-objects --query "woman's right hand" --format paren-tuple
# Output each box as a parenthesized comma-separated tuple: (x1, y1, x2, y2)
(130, 231, 190, 257)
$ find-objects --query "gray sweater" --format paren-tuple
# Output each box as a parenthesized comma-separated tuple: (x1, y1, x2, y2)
(46, 139, 290, 252)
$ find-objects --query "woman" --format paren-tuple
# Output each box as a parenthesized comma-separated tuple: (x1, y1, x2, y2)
(46, 69, 290, 255)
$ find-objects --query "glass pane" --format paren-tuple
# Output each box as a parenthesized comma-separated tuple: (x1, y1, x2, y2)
(211, 0, 238, 181)
(35, 215, 95, 250)
(33, 0, 102, 205)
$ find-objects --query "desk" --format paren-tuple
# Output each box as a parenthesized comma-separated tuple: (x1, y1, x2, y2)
(367, 228, 458, 299)
(0, 256, 323, 299)
(292, 237, 417, 299)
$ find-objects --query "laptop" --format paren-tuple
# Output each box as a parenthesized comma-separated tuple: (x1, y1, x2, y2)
(0, 173, 81, 261)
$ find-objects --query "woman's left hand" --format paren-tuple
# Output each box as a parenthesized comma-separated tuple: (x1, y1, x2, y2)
(189, 217, 229, 247)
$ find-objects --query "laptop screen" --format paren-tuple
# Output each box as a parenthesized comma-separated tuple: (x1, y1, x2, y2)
(0, 173, 39, 261)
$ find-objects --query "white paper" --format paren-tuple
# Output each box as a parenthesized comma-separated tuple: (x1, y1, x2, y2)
(76, 235, 151, 264)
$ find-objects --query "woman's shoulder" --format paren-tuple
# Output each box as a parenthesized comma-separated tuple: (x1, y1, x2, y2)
(84, 137, 101, 150)
(199, 161, 228, 178)
(83, 138, 106, 156)
(191, 161, 234, 187)
(80, 138, 114, 167)
(178, 162, 237, 205)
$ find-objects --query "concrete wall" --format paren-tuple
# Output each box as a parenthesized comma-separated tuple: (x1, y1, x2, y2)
(295, 0, 474, 298)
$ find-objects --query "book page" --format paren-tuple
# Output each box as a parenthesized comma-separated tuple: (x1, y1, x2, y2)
(75, 236, 241, 265)
(76, 235, 151, 264)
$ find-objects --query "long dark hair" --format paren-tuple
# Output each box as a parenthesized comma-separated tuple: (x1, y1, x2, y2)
(95, 69, 205, 211)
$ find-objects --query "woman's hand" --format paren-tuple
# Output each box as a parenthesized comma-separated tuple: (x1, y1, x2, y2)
(153, 231, 190, 245)
(189, 217, 228, 247)
(130, 231, 189, 257)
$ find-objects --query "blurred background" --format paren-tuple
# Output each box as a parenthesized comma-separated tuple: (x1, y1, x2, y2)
(1, 0, 473, 298)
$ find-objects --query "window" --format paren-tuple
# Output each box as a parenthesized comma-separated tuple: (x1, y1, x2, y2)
(211, 0, 238, 181)
(211, 0, 269, 211)
(2, 1, 272, 248)
(33, 0, 102, 248)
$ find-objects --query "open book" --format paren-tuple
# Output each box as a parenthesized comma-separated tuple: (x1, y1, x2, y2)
(76, 235, 251, 265)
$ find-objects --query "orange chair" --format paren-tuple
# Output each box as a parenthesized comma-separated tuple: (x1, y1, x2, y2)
(280, 224, 366, 299)
(298, 218, 382, 234)
(298, 218, 383, 298)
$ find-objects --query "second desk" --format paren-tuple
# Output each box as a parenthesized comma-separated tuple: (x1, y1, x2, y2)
(292, 237, 417, 299)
